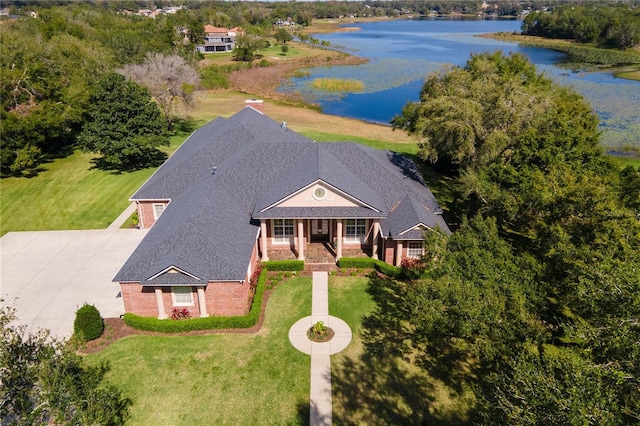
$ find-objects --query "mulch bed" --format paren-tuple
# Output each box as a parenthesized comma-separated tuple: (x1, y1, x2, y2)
(78, 290, 273, 355)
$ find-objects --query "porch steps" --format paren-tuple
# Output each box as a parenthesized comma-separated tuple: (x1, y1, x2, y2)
(304, 263, 338, 272)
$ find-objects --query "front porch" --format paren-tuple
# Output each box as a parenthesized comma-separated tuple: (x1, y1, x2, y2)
(266, 242, 373, 271)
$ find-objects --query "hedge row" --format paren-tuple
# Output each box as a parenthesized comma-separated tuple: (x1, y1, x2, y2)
(123, 270, 266, 332)
(262, 259, 305, 271)
(337, 257, 378, 269)
(338, 257, 402, 277)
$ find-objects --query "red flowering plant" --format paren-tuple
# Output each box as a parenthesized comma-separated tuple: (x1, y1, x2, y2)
(170, 307, 191, 320)
(399, 256, 427, 280)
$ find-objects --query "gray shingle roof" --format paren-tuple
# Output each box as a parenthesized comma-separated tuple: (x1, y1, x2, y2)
(114, 107, 450, 285)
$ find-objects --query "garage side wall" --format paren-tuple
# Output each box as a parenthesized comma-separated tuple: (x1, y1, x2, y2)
(120, 283, 157, 317)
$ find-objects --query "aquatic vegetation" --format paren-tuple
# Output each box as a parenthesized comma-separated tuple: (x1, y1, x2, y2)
(293, 70, 311, 78)
(312, 78, 364, 92)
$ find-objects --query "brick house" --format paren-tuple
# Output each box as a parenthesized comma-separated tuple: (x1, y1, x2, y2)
(114, 102, 450, 319)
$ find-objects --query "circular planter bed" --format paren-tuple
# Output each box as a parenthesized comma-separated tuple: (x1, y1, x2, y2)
(307, 326, 335, 343)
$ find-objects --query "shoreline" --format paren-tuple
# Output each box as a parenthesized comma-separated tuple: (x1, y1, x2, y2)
(480, 32, 640, 81)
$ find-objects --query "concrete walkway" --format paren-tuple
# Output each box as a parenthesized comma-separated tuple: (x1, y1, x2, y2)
(288, 271, 352, 426)
(107, 202, 137, 230)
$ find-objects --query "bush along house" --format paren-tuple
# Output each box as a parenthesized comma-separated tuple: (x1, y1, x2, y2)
(114, 101, 451, 319)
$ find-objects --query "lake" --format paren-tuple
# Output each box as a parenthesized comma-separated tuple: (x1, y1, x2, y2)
(281, 18, 639, 147)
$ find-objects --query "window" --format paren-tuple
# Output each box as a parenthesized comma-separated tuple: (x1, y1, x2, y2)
(313, 187, 326, 200)
(172, 286, 193, 306)
(153, 203, 165, 219)
(273, 219, 294, 243)
(407, 241, 424, 258)
(345, 219, 367, 243)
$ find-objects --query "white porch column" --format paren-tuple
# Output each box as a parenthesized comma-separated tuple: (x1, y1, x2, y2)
(155, 287, 167, 319)
(395, 241, 403, 266)
(197, 286, 208, 317)
(336, 219, 343, 260)
(260, 220, 269, 261)
(297, 219, 305, 260)
(372, 220, 380, 260)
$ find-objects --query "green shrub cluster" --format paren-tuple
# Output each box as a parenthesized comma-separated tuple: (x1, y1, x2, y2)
(73, 304, 104, 342)
(338, 257, 401, 277)
(374, 261, 401, 278)
(200, 65, 230, 89)
(337, 257, 378, 268)
(123, 270, 266, 332)
(262, 260, 304, 271)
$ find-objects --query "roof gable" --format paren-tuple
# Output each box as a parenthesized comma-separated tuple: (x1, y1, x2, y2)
(265, 179, 375, 210)
(254, 143, 385, 214)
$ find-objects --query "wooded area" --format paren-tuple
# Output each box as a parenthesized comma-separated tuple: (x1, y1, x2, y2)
(366, 51, 640, 424)
(2, 1, 639, 175)
(523, 4, 640, 49)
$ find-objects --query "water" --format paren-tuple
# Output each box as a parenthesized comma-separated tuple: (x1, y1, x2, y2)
(281, 18, 639, 146)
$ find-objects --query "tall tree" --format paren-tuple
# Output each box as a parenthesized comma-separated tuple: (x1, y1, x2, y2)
(119, 53, 200, 130)
(354, 51, 640, 424)
(77, 73, 168, 171)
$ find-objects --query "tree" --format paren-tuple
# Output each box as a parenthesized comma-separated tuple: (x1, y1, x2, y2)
(391, 51, 598, 172)
(360, 51, 640, 424)
(274, 27, 293, 45)
(77, 73, 169, 171)
(0, 305, 131, 425)
(119, 53, 200, 130)
(233, 35, 269, 62)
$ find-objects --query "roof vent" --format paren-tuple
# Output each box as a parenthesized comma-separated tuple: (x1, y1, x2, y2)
(245, 99, 264, 114)
(212, 166, 218, 174)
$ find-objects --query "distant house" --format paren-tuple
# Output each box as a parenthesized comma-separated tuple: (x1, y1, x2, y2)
(114, 101, 450, 319)
(196, 25, 242, 53)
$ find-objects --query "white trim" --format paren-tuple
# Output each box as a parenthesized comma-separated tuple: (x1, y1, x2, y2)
(152, 203, 166, 220)
(147, 265, 201, 281)
(312, 186, 327, 200)
(344, 219, 367, 243)
(398, 223, 432, 236)
(407, 241, 424, 258)
(271, 218, 295, 244)
(172, 286, 194, 306)
(260, 179, 380, 213)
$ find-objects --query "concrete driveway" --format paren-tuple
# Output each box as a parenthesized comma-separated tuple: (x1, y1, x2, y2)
(1, 229, 147, 340)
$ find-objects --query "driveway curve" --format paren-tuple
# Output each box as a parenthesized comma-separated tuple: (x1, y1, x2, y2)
(1, 229, 146, 340)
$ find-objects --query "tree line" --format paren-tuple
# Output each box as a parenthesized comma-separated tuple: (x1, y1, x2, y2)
(522, 4, 640, 49)
(335, 51, 640, 424)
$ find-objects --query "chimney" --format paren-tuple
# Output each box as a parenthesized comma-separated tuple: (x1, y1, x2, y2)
(245, 99, 264, 114)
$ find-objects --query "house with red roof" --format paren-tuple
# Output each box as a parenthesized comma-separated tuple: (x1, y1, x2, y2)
(197, 25, 243, 53)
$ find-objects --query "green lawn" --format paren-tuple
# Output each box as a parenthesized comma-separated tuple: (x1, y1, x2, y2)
(0, 135, 186, 236)
(301, 130, 419, 156)
(84, 275, 375, 425)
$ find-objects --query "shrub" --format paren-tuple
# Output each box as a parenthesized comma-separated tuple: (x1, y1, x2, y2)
(73, 304, 104, 342)
(262, 259, 304, 271)
(400, 257, 427, 279)
(123, 270, 266, 332)
(312, 321, 326, 334)
(258, 59, 271, 67)
(337, 257, 378, 269)
(374, 261, 401, 278)
(200, 65, 230, 90)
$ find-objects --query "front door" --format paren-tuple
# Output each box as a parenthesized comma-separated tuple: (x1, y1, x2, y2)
(311, 219, 329, 243)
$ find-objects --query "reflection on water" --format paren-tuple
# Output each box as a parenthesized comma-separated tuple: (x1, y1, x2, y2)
(280, 18, 639, 146)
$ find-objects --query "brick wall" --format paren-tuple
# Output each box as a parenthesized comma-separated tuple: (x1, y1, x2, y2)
(204, 280, 251, 316)
(383, 239, 396, 265)
(137, 200, 169, 229)
(120, 283, 158, 317)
